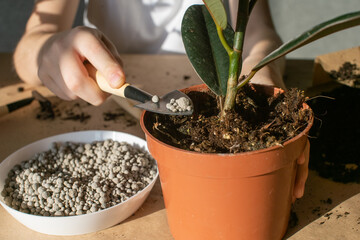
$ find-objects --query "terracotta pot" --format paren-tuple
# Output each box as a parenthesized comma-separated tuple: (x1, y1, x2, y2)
(140, 84, 313, 240)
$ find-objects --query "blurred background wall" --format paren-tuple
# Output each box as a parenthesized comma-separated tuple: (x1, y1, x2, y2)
(269, 0, 360, 58)
(0, 0, 84, 53)
(0, 0, 359, 58)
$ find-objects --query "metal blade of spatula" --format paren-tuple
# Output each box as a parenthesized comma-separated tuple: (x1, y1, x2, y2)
(135, 89, 193, 115)
(86, 63, 193, 116)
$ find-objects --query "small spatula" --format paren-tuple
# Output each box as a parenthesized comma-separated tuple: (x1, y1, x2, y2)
(86, 64, 193, 116)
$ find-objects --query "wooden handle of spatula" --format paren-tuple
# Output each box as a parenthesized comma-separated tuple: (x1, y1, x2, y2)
(0, 105, 9, 117)
(85, 62, 153, 103)
(84, 62, 128, 97)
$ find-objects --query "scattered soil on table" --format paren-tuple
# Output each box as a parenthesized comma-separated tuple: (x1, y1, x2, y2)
(145, 84, 312, 153)
(62, 112, 91, 122)
(36, 100, 56, 120)
(103, 108, 137, 127)
(320, 198, 333, 205)
(319, 210, 351, 225)
(183, 75, 191, 81)
(288, 209, 299, 228)
(35, 98, 138, 126)
(17, 86, 24, 92)
(330, 62, 360, 88)
(311, 198, 333, 217)
(308, 84, 360, 182)
(60, 103, 91, 123)
(36, 101, 91, 123)
(103, 110, 125, 121)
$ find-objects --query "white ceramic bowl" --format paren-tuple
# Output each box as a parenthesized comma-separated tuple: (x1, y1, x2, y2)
(0, 130, 158, 236)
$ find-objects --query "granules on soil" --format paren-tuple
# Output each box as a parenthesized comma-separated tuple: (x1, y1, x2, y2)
(308, 85, 360, 183)
(146, 84, 312, 153)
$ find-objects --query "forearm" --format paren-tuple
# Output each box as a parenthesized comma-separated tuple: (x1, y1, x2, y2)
(242, 28, 285, 88)
(14, 31, 53, 85)
(229, 0, 285, 88)
(13, 0, 79, 85)
(243, 0, 285, 84)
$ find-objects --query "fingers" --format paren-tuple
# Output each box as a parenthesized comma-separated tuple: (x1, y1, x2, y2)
(73, 27, 126, 88)
(292, 140, 310, 202)
(37, 27, 123, 105)
(38, 58, 78, 101)
(59, 50, 108, 106)
(40, 75, 75, 101)
(297, 139, 310, 165)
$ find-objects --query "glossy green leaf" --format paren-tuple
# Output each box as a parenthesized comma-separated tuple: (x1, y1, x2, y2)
(203, 0, 227, 29)
(253, 11, 360, 72)
(182, 5, 234, 96)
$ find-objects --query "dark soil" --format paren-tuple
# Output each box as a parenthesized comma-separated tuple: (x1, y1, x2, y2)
(103, 109, 138, 127)
(34, 98, 138, 126)
(308, 85, 360, 183)
(330, 62, 360, 88)
(62, 111, 91, 122)
(36, 101, 91, 123)
(36, 100, 56, 120)
(103, 111, 125, 121)
(288, 209, 299, 229)
(145, 84, 312, 153)
(307, 62, 360, 183)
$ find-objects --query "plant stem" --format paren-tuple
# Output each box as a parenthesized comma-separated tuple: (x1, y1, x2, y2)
(236, 69, 257, 90)
(221, 0, 249, 118)
(217, 95, 225, 113)
(222, 50, 241, 116)
(216, 25, 232, 55)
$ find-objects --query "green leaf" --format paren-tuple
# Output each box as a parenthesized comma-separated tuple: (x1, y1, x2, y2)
(203, 0, 227, 29)
(182, 5, 234, 96)
(253, 11, 360, 72)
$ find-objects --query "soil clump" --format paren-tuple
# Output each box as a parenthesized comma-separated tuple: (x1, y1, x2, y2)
(330, 62, 360, 88)
(146, 84, 312, 154)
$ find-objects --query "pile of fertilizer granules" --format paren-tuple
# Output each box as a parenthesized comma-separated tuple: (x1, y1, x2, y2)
(1, 139, 157, 216)
(165, 97, 193, 113)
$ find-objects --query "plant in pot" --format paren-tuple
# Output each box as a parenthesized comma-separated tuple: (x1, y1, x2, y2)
(140, 1, 360, 239)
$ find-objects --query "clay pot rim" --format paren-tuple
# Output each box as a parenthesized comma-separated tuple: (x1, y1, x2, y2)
(140, 84, 314, 156)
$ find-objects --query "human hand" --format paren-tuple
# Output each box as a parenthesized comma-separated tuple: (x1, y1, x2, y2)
(292, 140, 310, 203)
(37, 26, 125, 105)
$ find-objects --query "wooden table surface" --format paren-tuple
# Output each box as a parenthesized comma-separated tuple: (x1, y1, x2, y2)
(0, 53, 359, 240)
